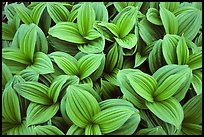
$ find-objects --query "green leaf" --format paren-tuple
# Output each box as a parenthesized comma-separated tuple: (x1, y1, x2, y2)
(30, 52, 54, 74)
(2, 62, 13, 89)
(146, 97, 184, 129)
(34, 125, 64, 135)
(97, 22, 120, 37)
(115, 34, 137, 49)
(108, 112, 140, 135)
(136, 126, 166, 135)
(14, 81, 52, 105)
(104, 68, 120, 86)
(134, 52, 147, 68)
(192, 70, 202, 95)
(66, 124, 85, 135)
(127, 70, 157, 102)
(19, 68, 39, 82)
(48, 75, 79, 104)
(160, 2, 180, 12)
(146, 8, 162, 25)
(78, 36, 105, 54)
(159, 6, 178, 34)
(66, 85, 101, 128)
(183, 94, 202, 124)
(113, 6, 137, 38)
(31, 3, 46, 25)
(153, 73, 187, 101)
(117, 69, 147, 109)
(2, 23, 15, 40)
(92, 2, 108, 22)
(181, 123, 202, 135)
(85, 124, 102, 135)
(15, 3, 33, 24)
(78, 53, 104, 80)
(48, 22, 86, 44)
(176, 35, 189, 65)
(114, 2, 143, 12)
(4, 3, 17, 21)
(84, 29, 101, 41)
(49, 51, 79, 76)
(162, 34, 180, 64)
(47, 2, 69, 23)
(26, 102, 59, 126)
(92, 106, 135, 134)
(2, 47, 31, 65)
(77, 2, 95, 36)
(176, 7, 202, 40)
(187, 51, 202, 70)
(2, 85, 21, 124)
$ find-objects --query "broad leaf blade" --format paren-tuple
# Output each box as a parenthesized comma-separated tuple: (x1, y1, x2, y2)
(34, 125, 64, 135)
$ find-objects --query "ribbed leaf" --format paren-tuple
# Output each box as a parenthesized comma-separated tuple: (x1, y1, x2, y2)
(183, 94, 202, 124)
(31, 2, 46, 25)
(84, 29, 101, 41)
(92, 2, 108, 22)
(134, 52, 147, 68)
(181, 123, 202, 135)
(2, 22, 15, 40)
(160, 2, 180, 12)
(176, 35, 189, 65)
(160, 6, 178, 34)
(117, 69, 147, 109)
(14, 81, 52, 105)
(78, 36, 105, 54)
(187, 51, 202, 70)
(2, 47, 31, 65)
(146, 97, 184, 129)
(136, 126, 166, 135)
(47, 2, 69, 23)
(77, 2, 95, 36)
(19, 68, 39, 82)
(115, 34, 137, 49)
(66, 124, 85, 135)
(78, 53, 104, 80)
(30, 52, 54, 74)
(92, 107, 135, 134)
(146, 8, 162, 25)
(34, 125, 64, 135)
(48, 22, 86, 44)
(114, 2, 143, 12)
(49, 51, 79, 76)
(127, 70, 157, 102)
(192, 70, 202, 95)
(2, 62, 13, 89)
(113, 6, 137, 38)
(66, 85, 100, 128)
(97, 22, 120, 37)
(162, 34, 180, 64)
(176, 7, 202, 40)
(2, 85, 21, 124)
(153, 73, 187, 101)
(26, 102, 59, 126)
(4, 3, 17, 21)
(85, 124, 102, 135)
(15, 3, 33, 24)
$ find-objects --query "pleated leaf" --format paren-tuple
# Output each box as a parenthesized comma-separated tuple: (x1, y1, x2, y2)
(146, 8, 162, 25)
(77, 2, 95, 36)
(31, 2, 46, 25)
(26, 102, 59, 126)
(113, 6, 137, 38)
(153, 73, 187, 101)
(160, 2, 180, 12)
(85, 124, 102, 135)
(47, 2, 69, 23)
(183, 94, 202, 124)
(48, 22, 86, 44)
(187, 51, 202, 70)
(78, 53, 104, 80)
(97, 22, 120, 37)
(84, 29, 101, 41)
(34, 125, 64, 135)
(2, 62, 13, 89)
(146, 97, 184, 129)
(160, 6, 178, 34)
(115, 33, 137, 49)
(192, 70, 202, 95)
(15, 3, 33, 24)
(49, 51, 79, 76)
(134, 52, 147, 68)
(114, 2, 143, 12)
(181, 123, 202, 135)
(92, 2, 108, 22)
(136, 126, 166, 135)
(127, 70, 158, 102)
(14, 81, 52, 105)
(117, 69, 147, 109)
(66, 85, 100, 128)
(176, 35, 189, 65)
(2, 85, 21, 124)
(162, 34, 180, 64)
(2, 22, 15, 40)
(19, 68, 39, 82)
(66, 124, 85, 135)
(30, 52, 54, 75)
(92, 106, 135, 134)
